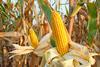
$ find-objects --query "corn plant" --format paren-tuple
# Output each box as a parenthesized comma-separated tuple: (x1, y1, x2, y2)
(0, 0, 99, 67)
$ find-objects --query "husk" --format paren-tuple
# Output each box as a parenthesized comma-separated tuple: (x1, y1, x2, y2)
(41, 41, 98, 67)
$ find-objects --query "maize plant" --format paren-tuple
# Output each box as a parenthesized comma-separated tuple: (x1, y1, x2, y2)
(38, 0, 70, 55)
(0, 0, 99, 67)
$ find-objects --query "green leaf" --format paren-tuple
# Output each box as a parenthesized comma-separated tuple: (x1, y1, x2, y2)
(0, 4, 9, 18)
(42, 5, 51, 22)
(87, 3, 97, 45)
(87, 3, 97, 18)
(0, 4, 6, 12)
(19, 0, 23, 9)
(87, 18, 97, 45)
(1, 11, 9, 18)
(39, 0, 51, 22)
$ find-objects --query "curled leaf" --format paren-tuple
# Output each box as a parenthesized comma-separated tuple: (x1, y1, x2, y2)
(71, 5, 82, 17)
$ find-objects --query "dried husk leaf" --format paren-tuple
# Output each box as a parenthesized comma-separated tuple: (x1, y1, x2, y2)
(42, 41, 98, 67)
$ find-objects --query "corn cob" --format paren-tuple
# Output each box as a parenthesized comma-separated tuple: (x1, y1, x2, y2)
(50, 10, 69, 55)
(28, 27, 39, 48)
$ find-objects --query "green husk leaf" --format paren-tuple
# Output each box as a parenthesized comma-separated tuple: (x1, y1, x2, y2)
(50, 37, 56, 47)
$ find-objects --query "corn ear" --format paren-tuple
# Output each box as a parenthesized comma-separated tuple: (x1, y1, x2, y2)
(51, 10, 69, 55)
(28, 27, 39, 48)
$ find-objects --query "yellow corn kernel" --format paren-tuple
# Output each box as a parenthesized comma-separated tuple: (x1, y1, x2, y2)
(28, 27, 39, 48)
(51, 10, 69, 55)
